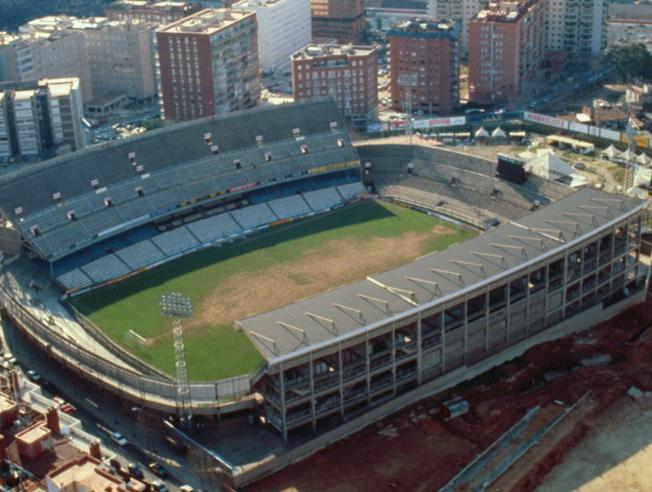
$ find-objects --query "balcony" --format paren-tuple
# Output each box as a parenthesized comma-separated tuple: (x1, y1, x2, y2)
(370, 354, 392, 372)
(286, 408, 312, 425)
(343, 388, 368, 404)
(343, 363, 366, 382)
(314, 373, 340, 393)
(370, 377, 393, 394)
(396, 369, 417, 384)
(315, 400, 340, 416)
(422, 335, 441, 349)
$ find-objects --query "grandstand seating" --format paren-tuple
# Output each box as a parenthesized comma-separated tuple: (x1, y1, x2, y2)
(152, 227, 200, 257)
(231, 203, 278, 230)
(268, 195, 311, 220)
(357, 144, 573, 221)
(378, 183, 502, 229)
(55, 183, 368, 292)
(80, 254, 131, 284)
(0, 99, 359, 261)
(115, 240, 167, 270)
(187, 213, 242, 243)
(57, 268, 94, 290)
(303, 188, 343, 212)
(337, 182, 366, 201)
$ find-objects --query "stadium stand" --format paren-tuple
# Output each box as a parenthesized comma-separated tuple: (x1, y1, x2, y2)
(186, 213, 242, 243)
(378, 183, 502, 229)
(303, 188, 343, 212)
(337, 182, 366, 201)
(231, 203, 278, 230)
(80, 254, 131, 284)
(152, 227, 200, 257)
(268, 195, 312, 220)
(115, 240, 167, 270)
(54, 182, 369, 292)
(358, 144, 573, 220)
(0, 99, 358, 261)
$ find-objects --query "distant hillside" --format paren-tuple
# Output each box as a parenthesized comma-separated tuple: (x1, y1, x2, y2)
(0, 0, 112, 31)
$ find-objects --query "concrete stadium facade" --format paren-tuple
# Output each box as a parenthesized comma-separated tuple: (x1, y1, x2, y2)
(245, 189, 649, 440)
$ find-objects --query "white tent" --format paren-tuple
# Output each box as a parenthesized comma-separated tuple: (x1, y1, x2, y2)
(620, 148, 637, 162)
(636, 152, 652, 166)
(601, 145, 621, 161)
(474, 127, 489, 138)
(524, 149, 576, 182)
(491, 127, 507, 138)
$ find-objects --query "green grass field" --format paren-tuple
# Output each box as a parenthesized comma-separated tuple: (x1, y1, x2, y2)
(72, 200, 476, 381)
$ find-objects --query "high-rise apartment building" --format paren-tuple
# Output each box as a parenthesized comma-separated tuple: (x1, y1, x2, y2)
(71, 18, 158, 102)
(468, 0, 545, 103)
(546, 0, 608, 56)
(23, 16, 159, 103)
(427, 0, 488, 53)
(388, 19, 460, 115)
(156, 9, 261, 122)
(291, 44, 377, 125)
(0, 78, 86, 162)
(105, 0, 203, 25)
(310, 0, 366, 43)
(232, 0, 312, 73)
(0, 24, 92, 103)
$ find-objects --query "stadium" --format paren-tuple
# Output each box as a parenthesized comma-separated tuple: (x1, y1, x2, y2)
(0, 99, 648, 479)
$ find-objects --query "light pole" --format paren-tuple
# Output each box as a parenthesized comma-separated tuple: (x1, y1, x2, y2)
(159, 292, 193, 430)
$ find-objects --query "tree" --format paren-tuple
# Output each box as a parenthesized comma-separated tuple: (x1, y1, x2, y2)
(607, 43, 652, 83)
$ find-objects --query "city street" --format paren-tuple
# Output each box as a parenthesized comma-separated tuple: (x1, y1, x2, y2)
(0, 316, 205, 491)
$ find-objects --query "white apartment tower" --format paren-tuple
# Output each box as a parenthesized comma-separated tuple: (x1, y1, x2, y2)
(233, 0, 312, 73)
(428, 0, 488, 53)
(546, 0, 608, 55)
(0, 78, 86, 162)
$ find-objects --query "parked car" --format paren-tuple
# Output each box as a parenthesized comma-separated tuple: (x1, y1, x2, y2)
(127, 463, 144, 480)
(25, 370, 41, 382)
(110, 432, 128, 447)
(60, 403, 77, 415)
(151, 480, 169, 492)
(42, 380, 57, 394)
(148, 462, 169, 478)
(179, 486, 194, 492)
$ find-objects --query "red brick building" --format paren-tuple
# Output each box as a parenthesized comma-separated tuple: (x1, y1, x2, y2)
(156, 9, 260, 122)
(388, 19, 460, 115)
(468, 0, 545, 103)
(291, 44, 377, 126)
(310, 0, 366, 43)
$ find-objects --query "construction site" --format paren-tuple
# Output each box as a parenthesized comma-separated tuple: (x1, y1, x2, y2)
(247, 291, 652, 492)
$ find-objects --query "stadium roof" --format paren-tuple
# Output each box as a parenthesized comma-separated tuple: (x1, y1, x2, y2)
(239, 188, 647, 365)
(0, 98, 344, 220)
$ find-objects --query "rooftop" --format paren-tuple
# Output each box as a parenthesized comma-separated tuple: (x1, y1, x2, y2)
(47, 456, 123, 491)
(388, 18, 459, 39)
(474, 0, 540, 23)
(16, 424, 50, 445)
(239, 188, 646, 365)
(292, 44, 376, 60)
(158, 8, 254, 35)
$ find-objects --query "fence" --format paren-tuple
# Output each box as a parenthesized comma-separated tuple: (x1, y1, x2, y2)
(0, 284, 251, 412)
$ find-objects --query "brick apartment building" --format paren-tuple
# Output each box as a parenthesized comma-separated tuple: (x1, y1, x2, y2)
(156, 8, 261, 122)
(310, 0, 366, 43)
(388, 19, 460, 115)
(291, 44, 377, 126)
(468, 0, 545, 103)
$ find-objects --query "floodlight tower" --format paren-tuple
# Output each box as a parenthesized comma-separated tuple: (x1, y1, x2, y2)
(160, 292, 193, 429)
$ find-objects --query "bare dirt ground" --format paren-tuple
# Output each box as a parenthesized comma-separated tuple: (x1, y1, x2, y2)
(535, 396, 652, 492)
(246, 292, 652, 492)
(190, 226, 455, 329)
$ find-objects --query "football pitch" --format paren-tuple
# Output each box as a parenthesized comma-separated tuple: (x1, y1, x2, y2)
(72, 200, 477, 381)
